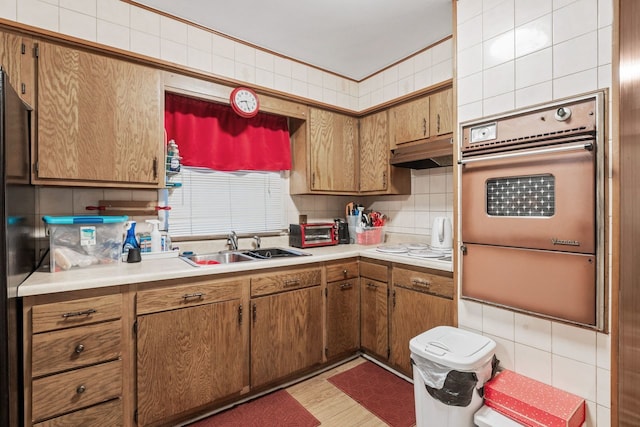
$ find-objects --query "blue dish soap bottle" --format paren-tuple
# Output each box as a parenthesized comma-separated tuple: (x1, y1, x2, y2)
(123, 220, 140, 254)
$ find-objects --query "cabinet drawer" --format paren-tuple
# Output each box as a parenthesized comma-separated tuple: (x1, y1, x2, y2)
(393, 267, 453, 299)
(32, 360, 121, 422)
(32, 320, 121, 378)
(33, 398, 122, 427)
(136, 279, 243, 315)
(326, 260, 359, 282)
(251, 268, 321, 297)
(360, 261, 388, 282)
(32, 294, 122, 334)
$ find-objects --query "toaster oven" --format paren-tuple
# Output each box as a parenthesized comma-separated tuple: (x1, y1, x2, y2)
(289, 223, 338, 248)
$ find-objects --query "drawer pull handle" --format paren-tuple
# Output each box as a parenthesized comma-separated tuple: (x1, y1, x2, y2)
(76, 385, 86, 394)
(343, 269, 348, 277)
(284, 279, 300, 288)
(74, 344, 85, 354)
(182, 292, 204, 300)
(62, 309, 96, 318)
(340, 283, 352, 290)
(367, 282, 378, 289)
(412, 279, 431, 288)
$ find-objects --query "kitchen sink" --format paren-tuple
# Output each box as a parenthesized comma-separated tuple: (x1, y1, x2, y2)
(242, 247, 311, 259)
(180, 251, 256, 267)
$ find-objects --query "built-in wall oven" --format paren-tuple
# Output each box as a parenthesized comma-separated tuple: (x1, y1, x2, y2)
(459, 91, 605, 329)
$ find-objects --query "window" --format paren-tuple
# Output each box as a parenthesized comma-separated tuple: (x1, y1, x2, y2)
(168, 167, 287, 237)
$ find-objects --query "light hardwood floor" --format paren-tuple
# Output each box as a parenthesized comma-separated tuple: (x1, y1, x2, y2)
(285, 357, 409, 426)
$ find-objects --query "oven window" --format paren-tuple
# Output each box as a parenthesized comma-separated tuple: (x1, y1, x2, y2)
(486, 174, 555, 217)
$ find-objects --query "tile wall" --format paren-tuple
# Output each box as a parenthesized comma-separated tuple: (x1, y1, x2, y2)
(456, 1, 612, 426)
(0, 0, 452, 111)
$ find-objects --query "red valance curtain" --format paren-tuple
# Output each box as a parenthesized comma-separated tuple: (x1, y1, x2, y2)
(164, 92, 291, 171)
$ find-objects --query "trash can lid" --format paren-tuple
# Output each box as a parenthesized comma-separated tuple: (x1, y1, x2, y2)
(409, 326, 496, 371)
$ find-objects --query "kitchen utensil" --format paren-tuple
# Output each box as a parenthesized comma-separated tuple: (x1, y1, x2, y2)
(431, 216, 452, 250)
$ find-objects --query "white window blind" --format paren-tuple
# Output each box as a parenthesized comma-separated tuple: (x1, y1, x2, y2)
(167, 167, 287, 237)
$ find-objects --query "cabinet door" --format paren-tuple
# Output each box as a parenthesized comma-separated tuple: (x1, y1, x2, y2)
(429, 87, 453, 136)
(390, 286, 453, 376)
(359, 110, 389, 192)
(36, 42, 163, 186)
(0, 31, 35, 106)
(136, 299, 244, 426)
(308, 108, 358, 192)
(360, 278, 388, 360)
(390, 96, 429, 146)
(326, 278, 360, 359)
(251, 286, 323, 388)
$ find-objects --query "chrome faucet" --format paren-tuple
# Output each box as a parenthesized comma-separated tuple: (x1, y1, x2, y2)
(227, 231, 239, 251)
(253, 235, 261, 249)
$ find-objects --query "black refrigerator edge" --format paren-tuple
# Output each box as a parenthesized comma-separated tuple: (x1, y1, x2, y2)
(0, 68, 36, 427)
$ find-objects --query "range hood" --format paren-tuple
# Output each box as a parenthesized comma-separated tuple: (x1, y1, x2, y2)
(390, 137, 453, 169)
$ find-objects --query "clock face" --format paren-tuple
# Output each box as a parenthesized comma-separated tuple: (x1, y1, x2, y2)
(230, 87, 259, 118)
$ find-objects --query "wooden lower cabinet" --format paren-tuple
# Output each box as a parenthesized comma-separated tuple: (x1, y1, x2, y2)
(390, 266, 454, 376)
(135, 279, 246, 426)
(250, 286, 323, 388)
(250, 267, 323, 389)
(326, 278, 360, 359)
(23, 291, 126, 426)
(359, 260, 390, 360)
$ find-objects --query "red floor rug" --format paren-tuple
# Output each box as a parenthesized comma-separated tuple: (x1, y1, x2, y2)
(189, 389, 320, 427)
(328, 361, 416, 427)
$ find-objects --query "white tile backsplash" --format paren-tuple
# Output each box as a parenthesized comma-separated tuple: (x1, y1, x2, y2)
(514, 343, 552, 384)
(552, 322, 597, 365)
(515, 47, 553, 89)
(515, 14, 552, 58)
(552, 354, 597, 402)
(514, 313, 552, 352)
(483, 305, 515, 341)
(483, 0, 515, 41)
(60, 8, 97, 41)
(483, 61, 515, 98)
(515, 0, 553, 26)
(60, 0, 96, 16)
(553, 31, 599, 78)
(97, 19, 130, 51)
(552, 0, 598, 44)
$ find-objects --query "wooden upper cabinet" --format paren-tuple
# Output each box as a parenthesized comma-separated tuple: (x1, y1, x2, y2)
(359, 110, 389, 192)
(0, 30, 35, 107)
(308, 107, 358, 192)
(35, 41, 164, 187)
(429, 87, 453, 137)
(390, 96, 429, 147)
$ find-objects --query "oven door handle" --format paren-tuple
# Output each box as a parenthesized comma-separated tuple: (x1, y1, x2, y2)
(458, 142, 594, 165)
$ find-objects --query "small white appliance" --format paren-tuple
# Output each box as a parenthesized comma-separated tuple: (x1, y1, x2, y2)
(430, 216, 452, 250)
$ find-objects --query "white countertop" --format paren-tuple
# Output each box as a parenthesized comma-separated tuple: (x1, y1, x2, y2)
(18, 244, 453, 297)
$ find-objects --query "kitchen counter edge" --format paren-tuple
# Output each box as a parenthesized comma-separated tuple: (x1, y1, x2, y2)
(18, 245, 453, 297)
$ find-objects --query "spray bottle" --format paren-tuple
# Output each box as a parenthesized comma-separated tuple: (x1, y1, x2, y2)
(123, 221, 139, 253)
(146, 220, 162, 253)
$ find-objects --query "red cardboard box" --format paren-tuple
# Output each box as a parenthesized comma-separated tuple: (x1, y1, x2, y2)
(484, 369, 585, 427)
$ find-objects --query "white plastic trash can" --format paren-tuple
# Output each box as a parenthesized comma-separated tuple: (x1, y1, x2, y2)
(410, 326, 497, 427)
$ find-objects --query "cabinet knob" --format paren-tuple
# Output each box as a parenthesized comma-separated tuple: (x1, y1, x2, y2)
(76, 385, 86, 394)
(74, 344, 85, 354)
(342, 269, 348, 277)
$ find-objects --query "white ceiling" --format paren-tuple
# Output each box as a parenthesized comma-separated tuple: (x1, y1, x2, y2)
(133, 0, 453, 81)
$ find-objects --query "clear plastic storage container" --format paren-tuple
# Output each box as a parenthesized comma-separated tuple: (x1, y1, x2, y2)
(43, 215, 128, 272)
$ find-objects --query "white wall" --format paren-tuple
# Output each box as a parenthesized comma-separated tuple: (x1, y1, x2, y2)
(456, 1, 612, 426)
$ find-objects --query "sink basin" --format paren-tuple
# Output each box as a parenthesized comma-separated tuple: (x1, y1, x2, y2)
(242, 247, 311, 259)
(180, 251, 256, 267)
